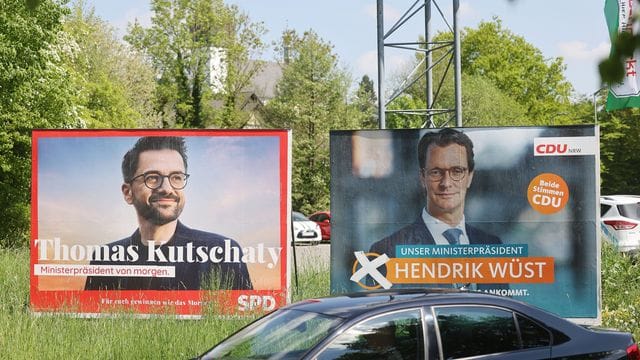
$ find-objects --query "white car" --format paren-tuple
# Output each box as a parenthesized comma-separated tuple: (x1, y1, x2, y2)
(601, 195, 640, 254)
(292, 211, 322, 246)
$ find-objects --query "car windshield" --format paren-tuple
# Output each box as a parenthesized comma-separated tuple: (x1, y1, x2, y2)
(618, 203, 640, 220)
(200, 309, 343, 359)
(292, 212, 309, 221)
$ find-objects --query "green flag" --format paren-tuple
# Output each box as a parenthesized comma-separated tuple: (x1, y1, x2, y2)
(604, 0, 640, 110)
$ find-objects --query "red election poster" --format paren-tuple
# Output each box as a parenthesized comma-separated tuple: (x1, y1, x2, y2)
(30, 129, 291, 317)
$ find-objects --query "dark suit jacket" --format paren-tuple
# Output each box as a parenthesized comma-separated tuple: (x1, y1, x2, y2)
(84, 221, 253, 291)
(368, 215, 507, 290)
(370, 216, 502, 257)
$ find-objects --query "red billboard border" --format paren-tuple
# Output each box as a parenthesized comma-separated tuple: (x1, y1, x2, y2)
(30, 129, 291, 317)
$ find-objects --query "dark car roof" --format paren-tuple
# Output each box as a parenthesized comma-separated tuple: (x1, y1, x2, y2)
(285, 288, 590, 334)
(284, 288, 640, 356)
(288, 289, 488, 318)
(198, 288, 635, 360)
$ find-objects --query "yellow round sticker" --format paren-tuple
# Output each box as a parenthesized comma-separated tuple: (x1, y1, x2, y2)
(527, 173, 569, 215)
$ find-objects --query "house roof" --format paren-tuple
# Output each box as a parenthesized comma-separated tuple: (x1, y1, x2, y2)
(249, 61, 282, 101)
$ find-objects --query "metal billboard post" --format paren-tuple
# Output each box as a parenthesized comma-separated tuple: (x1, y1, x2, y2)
(453, 0, 462, 127)
(377, 0, 386, 129)
(376, 0, 462, 129)
(425, 0, 433, 128)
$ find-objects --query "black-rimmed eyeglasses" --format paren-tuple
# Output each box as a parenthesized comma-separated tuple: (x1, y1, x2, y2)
(129, 171, 190, 190)
(423, 167, 468, 182)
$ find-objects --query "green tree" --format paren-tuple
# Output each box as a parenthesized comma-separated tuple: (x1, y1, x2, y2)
(460, 19, 572, 122)
(63, 1, 162, 128)
(353, 75, 378, 128)
(388, 60, 530, 128)
(388, 18, 575, 127)
(385, 94, 427, 128)
(456, 73, 531, 126)
(125, 0, 266, 128)
(599, 108, 640, 194)
(262, 30, 358, 214)
(1, 0, 79, 247)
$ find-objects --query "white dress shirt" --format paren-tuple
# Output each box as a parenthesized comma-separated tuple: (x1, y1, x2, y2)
(421, 208, 469, 245)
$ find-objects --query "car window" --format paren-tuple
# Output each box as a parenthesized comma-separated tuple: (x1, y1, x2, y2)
(293, 212, 308, 221)
(201, 309, 341, 360)
(600, 204, 611, 217)
(317, 309, 424, 360)
(434, 306, 520, 359)
(618, 203, 640, 220)
(516, 314, 551, 348)
(311, 213, 329, 222)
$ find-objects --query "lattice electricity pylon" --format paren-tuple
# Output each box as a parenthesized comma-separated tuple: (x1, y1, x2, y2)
(376, 0, 462, 129)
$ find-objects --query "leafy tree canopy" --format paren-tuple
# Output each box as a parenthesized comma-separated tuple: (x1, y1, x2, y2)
(125, 0, 266, 128)
(353, 75, 378, 129)
(63, 0, 162, 128)
(459, 18, 572, 121)
(1, 0, 78, 247)
(387, 18, 575, 127)
(262, 30, 361, 214)
(599, 108, 640, 194)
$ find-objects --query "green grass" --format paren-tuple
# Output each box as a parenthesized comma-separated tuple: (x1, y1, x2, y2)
(601, 241, 640, 339)
(0, 247, 331, 359)
(2, 240, 639, 358)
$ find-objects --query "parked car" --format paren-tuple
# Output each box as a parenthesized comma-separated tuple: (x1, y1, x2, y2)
(308, 211, 331, 242)
(195, 289, 639, 360)
(601, 195, 640, 254)
(292, 211, 322, 246)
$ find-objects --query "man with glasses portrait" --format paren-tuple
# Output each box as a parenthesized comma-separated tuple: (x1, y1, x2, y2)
(368, 128, 506, 290)
(84, 136, 253, 291)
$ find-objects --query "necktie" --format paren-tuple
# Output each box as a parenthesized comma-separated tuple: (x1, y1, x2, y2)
(443, 228, 462, 245)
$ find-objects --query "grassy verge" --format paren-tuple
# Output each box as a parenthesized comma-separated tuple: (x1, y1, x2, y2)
(601, 241, 640, 339)
(2, 241, 639, 358)
(0, 247, 331, 359)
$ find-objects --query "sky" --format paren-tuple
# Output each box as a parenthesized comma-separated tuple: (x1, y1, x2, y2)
(85, 0, 610, 98)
